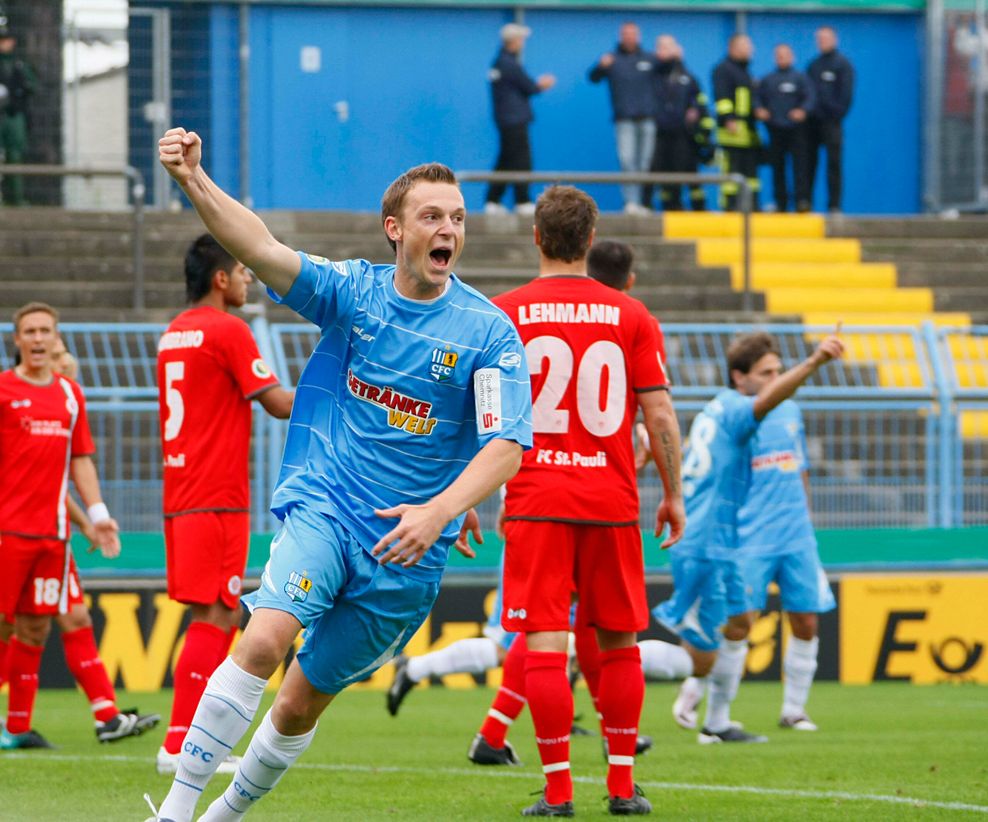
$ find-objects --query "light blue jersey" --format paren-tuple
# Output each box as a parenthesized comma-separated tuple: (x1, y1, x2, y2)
(674, 388, 758, 560)
(737, 400, 816, 558)
(269, 253, 533, 581)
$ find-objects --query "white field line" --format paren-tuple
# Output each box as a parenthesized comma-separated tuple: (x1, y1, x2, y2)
(4, 753, 987, 815)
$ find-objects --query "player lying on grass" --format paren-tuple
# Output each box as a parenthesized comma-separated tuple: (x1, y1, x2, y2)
(146, 127, 532, 822)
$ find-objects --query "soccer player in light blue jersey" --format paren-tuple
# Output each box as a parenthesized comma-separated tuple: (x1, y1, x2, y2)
(652, 330, 842, 744)
(737, 396, 835, 731)
(150, 128, 532, 822)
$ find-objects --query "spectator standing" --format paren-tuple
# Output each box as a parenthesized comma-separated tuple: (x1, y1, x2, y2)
(589, 22, 658, 214)
(485, 23, 556, 217)
(755, 44, 815, 213)
(0, 16, 37, 206)
(806, 26, 854, 213)
(645, 35, 712, 212)
(712, 34, 761, 211)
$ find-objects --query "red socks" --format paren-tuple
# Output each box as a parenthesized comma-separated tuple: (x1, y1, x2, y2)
(61, 626, 119, 723)
(525, 650, 573, 805)
(0, 633, 9, 689)
(5, 638, 43, 735)
(164, 621, 229, 754)
(573, 622, 603, 726)
(598, 646, 644, 799)
(479, 635, 527, 748)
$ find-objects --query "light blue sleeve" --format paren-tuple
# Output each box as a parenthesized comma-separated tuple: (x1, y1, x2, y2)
(266, 252, 359, 329)
(795, 405, 809, 471)
(472, 322, 533, 451)
(719, 391, 758, 443)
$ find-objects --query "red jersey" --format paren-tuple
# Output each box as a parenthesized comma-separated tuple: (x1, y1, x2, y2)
(0, 370, 95, 540)
(157, 306, 279, 517)
(493, 276, 668, 525)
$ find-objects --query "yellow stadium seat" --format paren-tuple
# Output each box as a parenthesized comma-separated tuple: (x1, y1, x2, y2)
(801, 313, 971, 328)
(961, 411, 988, 438)
(766, 287, 933, 315)
(664, 213, 825, 239)
(729, 262, 897, 290)
(696, 238, 861, 266)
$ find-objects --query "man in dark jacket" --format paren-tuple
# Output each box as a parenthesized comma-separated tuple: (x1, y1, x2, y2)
(485, 23, 556, 216)
(0, 18, 37, 206)
(756, 44, 815, 213)
(806, 26, 854, 212)
(645, 35, 712, 212)
(713, 33, 761, 211)
(589, 22, 657, 214)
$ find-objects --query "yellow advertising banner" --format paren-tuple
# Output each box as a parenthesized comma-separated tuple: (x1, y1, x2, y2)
(840, 574, 988, 684)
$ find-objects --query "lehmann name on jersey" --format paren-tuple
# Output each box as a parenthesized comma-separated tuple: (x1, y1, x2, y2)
(518, 303, 621, 326)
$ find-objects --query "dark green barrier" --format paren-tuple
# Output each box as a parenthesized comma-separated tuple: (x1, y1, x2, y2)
(72, 527, 988, 578)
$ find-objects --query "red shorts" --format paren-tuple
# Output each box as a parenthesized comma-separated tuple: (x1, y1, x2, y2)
(165, 511, 249, 609)
(0, 535, 85, 616)
(501, 520, 648, 634)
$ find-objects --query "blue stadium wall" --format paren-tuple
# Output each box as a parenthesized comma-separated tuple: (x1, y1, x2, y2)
(131, 3, 922, 214)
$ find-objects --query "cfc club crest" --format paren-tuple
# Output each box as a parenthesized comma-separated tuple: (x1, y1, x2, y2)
(430, 347, 459, 382)
(284, 571, 313, 603)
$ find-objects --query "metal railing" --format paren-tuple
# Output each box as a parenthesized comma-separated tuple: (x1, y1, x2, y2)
(3, 320, 987, 531)
(455, 170, 755, 311)
(0, 164, 147, 310)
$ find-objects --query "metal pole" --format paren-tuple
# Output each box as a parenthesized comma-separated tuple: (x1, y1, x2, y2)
(129, 168, 147, 312)
(738, 175, 753, 313)
(924, 0, 945, 211)
(976, 0, 986, 207)
(239, 4, 252, 208)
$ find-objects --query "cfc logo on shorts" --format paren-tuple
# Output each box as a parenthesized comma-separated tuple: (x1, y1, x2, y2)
(227, 575, 242, 596)
(285, 571, 313, 603)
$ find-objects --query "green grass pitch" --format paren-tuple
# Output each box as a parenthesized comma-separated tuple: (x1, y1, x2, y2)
(2, 682, 986, 820)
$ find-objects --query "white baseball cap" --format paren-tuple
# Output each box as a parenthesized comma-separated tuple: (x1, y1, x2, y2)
(500, 23, 532, 42)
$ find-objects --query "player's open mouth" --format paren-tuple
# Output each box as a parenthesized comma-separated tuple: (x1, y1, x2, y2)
(429, 248, 452, 267)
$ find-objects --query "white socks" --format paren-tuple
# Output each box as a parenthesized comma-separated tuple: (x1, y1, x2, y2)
(782, 636, 819, 719)
(638, 640, 693, 680)
(199, 710, 317, 821)
(406, 637, 500, 682)
(159, 657, 267, 822)
(703, 639, 748, 733)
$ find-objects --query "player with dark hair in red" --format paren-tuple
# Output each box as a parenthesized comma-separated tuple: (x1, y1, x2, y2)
(155, 234, 294, 773)
(0, 303, 122, 749)
(493, 188, 685, 816)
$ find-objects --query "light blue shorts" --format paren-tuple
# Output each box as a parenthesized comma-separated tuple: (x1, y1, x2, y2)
(652, 554, 749, 652)
(242, 504, 439, 694)
(741, 547, 836, 614)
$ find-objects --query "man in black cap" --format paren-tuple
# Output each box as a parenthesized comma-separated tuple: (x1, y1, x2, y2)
(485, 23, 556, 216)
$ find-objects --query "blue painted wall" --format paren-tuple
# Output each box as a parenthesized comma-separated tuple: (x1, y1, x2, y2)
(182, 4, 922, 214)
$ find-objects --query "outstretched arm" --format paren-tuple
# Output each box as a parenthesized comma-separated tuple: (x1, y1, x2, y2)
(753, 326, 844, 420)
(372, 438, 523, 568)
(158, 127, 301, 296)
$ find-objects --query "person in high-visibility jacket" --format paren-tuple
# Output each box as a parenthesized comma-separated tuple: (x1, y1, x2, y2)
(712, 34, 761, 211)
